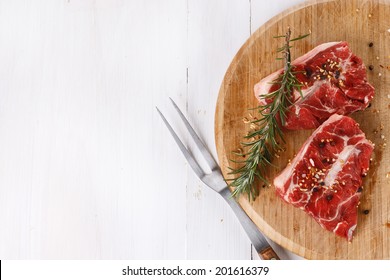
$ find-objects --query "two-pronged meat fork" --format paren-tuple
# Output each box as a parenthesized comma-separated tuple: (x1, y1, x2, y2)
(156, 98, 280, 260)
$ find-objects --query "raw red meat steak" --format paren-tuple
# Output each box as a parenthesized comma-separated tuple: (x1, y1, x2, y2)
(254, 41, 375, 130)
(274, 114, 373, 241)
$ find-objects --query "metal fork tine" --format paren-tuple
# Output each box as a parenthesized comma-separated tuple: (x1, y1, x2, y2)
(169, 97, 219, 171)
(157, 102, 280, 260)
(156, 107, 205, 179)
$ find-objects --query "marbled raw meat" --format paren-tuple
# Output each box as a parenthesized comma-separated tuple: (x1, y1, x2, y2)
(255, 42, 374, 130)
(274, 114, 373, 241)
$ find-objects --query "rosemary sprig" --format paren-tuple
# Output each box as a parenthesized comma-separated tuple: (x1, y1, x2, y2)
(228, 28, 309, 200)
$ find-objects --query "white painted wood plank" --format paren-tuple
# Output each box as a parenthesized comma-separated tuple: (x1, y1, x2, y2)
(0, 0, 188, 259)
(186, 0, 252, 259)
(250, 0, 307, 34)
(0, 0, 311, 260)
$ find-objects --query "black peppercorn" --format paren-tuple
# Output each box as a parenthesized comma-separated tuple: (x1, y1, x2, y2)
(305, 67, 312, 78)
(357, 186, 363, 193)
(368, 42, 374, 47)
(326, 194, 333, 201)
(363, 209, 370, 215)
(368, 65, 374, 71)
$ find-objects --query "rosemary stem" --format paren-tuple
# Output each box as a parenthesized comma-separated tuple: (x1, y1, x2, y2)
(228, 28, 309, 200)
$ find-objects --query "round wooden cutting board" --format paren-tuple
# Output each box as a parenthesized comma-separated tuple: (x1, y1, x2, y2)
(215, 0, 390, 259)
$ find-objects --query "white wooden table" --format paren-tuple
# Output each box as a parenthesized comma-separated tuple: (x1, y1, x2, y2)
(0, 0, 305, 259)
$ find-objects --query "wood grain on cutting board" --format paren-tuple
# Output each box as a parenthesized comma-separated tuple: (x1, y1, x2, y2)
(215, 0, 390, 259)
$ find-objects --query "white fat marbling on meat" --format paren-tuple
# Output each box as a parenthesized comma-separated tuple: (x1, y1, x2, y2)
(314, 193, 358, 223)
(274, 114, 345, 202)
(347, 225, 357, 240)
(292, 81, 324, 115)
(337, 48, 353, 81)
(323, 145, 360, 187)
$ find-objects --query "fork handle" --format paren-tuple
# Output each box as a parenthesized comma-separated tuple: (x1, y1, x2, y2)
(259, 246, 280, 260)
(219, 187, 280, 260)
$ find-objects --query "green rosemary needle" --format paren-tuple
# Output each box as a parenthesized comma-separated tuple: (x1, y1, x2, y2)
(228, 28, 309, 200)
